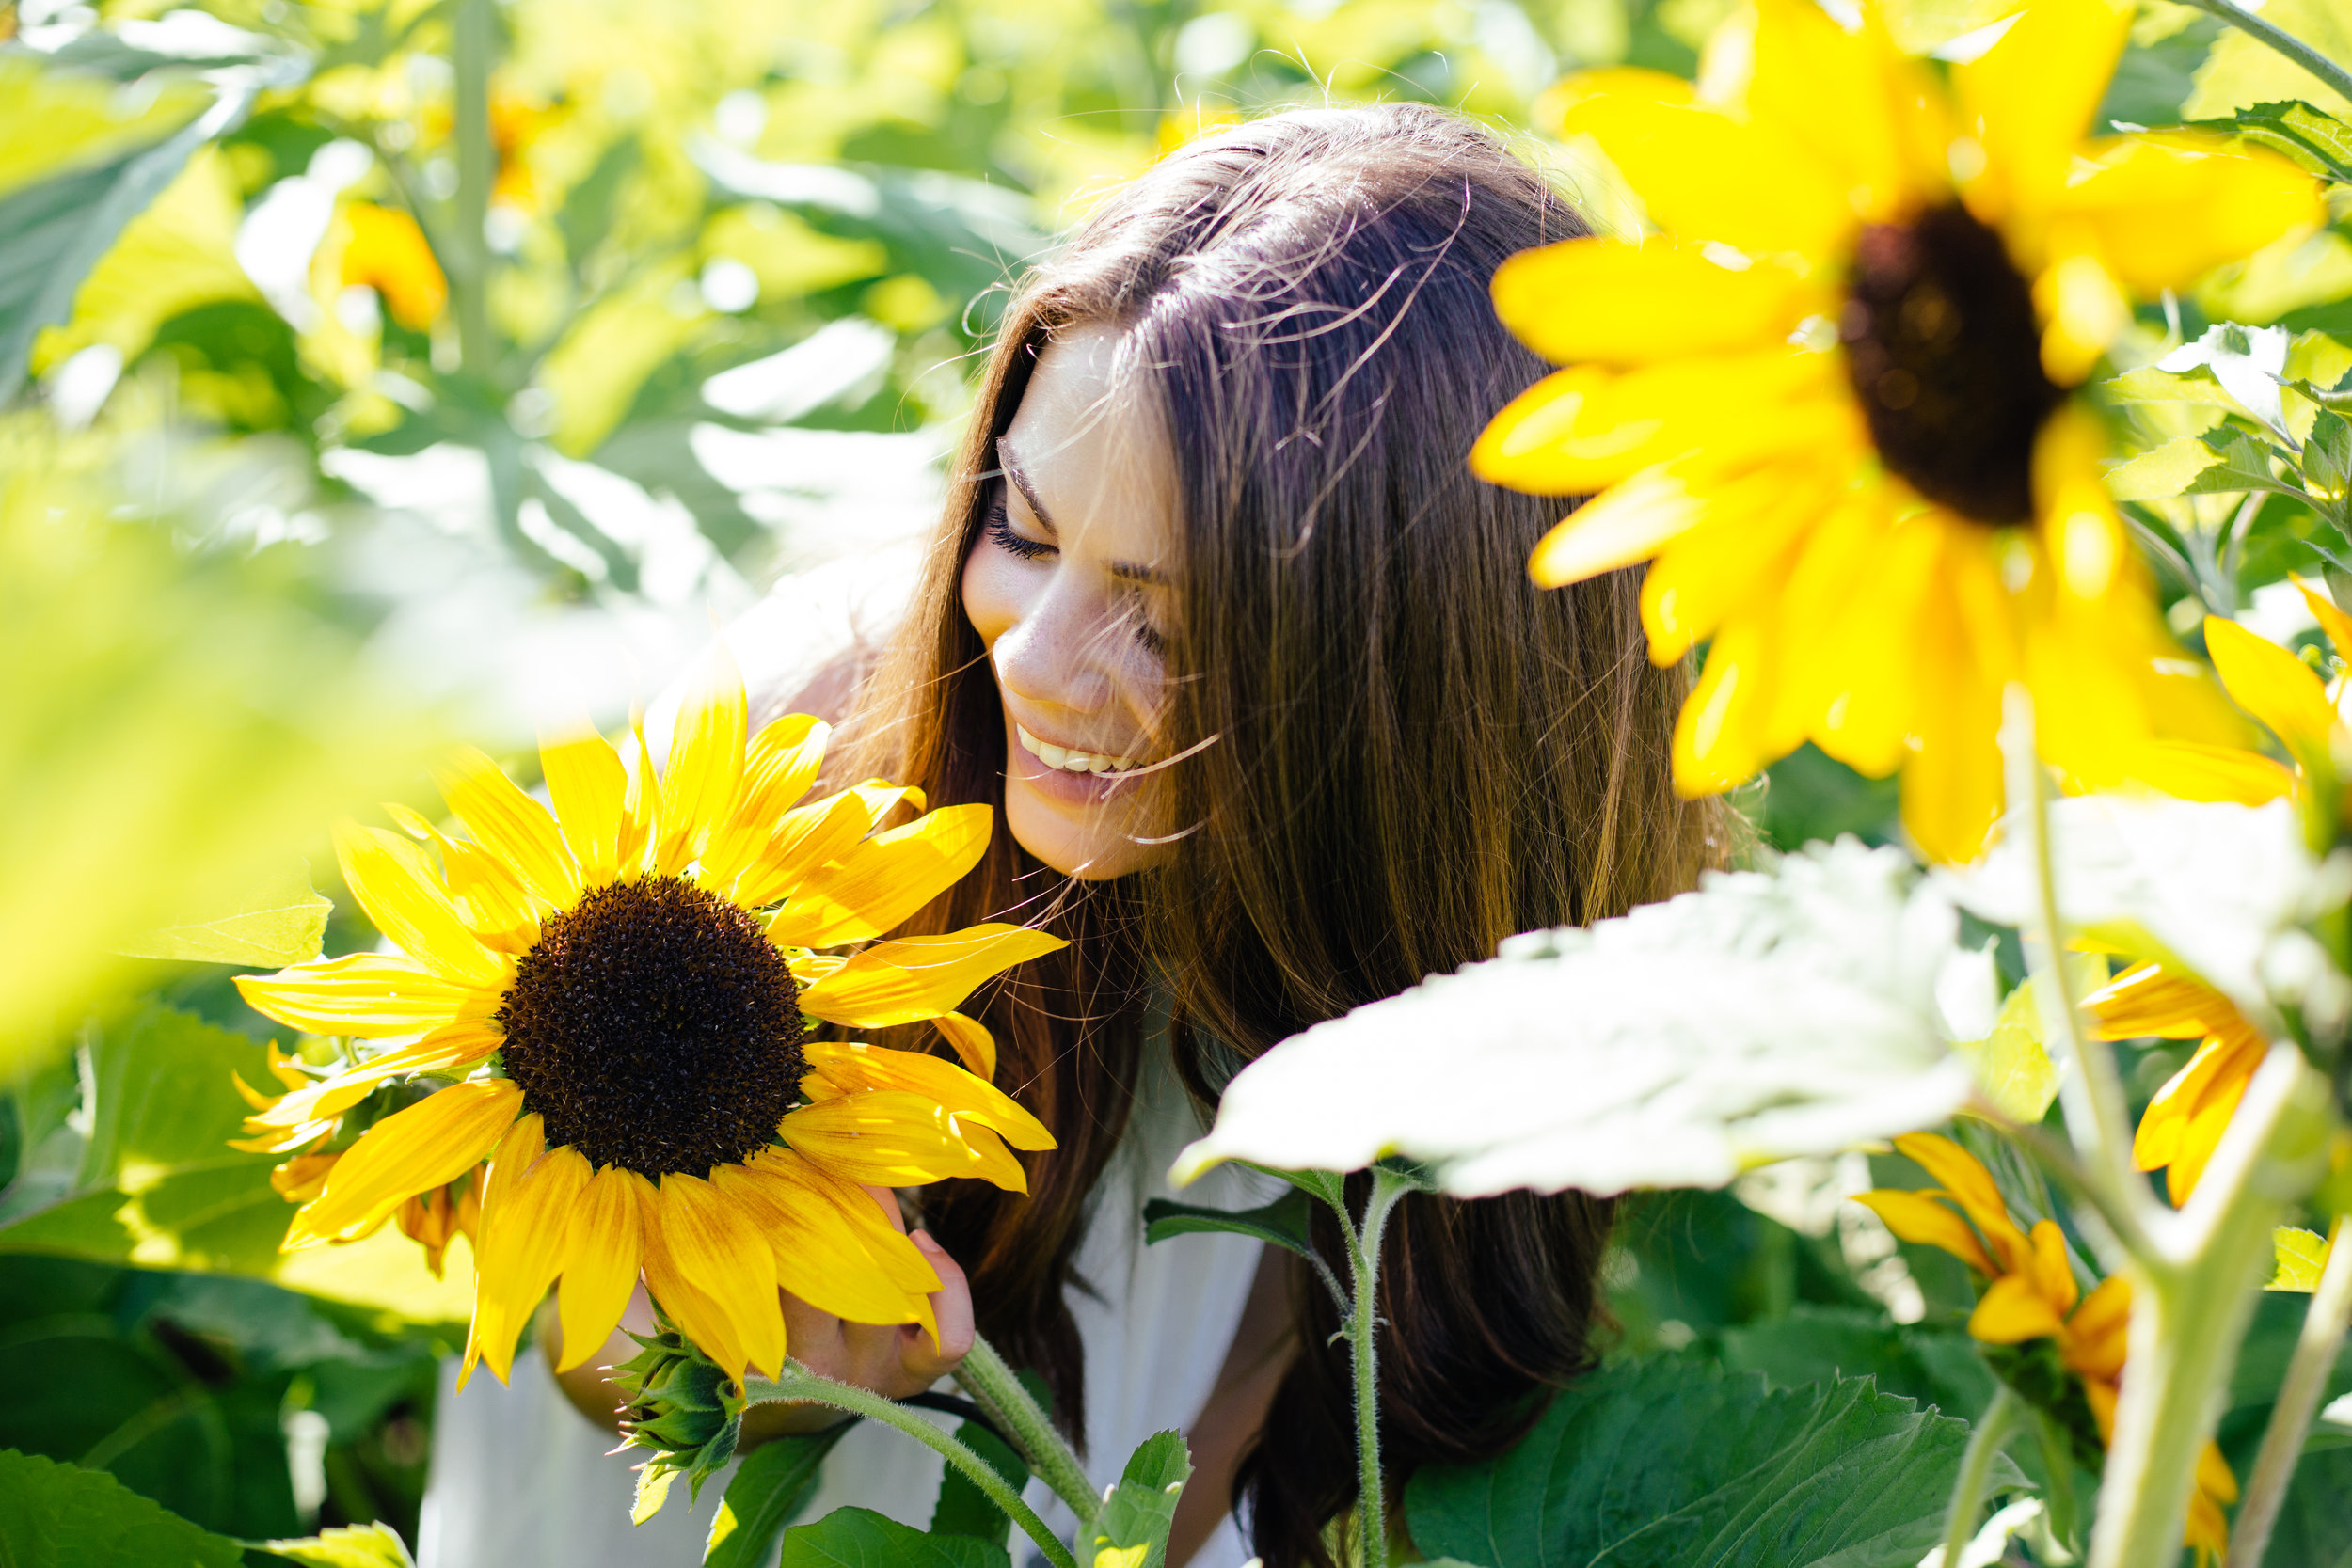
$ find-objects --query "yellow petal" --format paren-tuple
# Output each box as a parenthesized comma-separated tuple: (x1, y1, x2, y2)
(1851, 1189, 1995, 1275)
(803, 1041, 1054, 1150)
(951, 1118, 1030, 1194)
(2033, 245, 2132, 385)
(2065, 1274, 2131, 1381)
(734, 783, 919, 910)
(1899, 618, 2006, 864)
(388, 804, 541, 951)
(767, 804, 993, 948)
(1473, 353, 1851, 497)
(2204, 614, 2337, 768)
(243, 1021, 501, 1130)
(1671, 615, 1776, 795)
(656, 643, 748, 876)
(334, 821, 507, 989)
(1893, 1132, 2033, 1275)
(2044, 134, 2323, 296)
(460, 1113, 545, 1388)
(752, 1148, 944, 1297)
(1556, 83, 1855, 257)
(288, 1079, 519, 1249)
(470, 1141, 589, 1385)
(540, 728, 628, 885)
(932, 1012, 995, 1080)
(1743, 0, 1936, 220)
(2082, 961, 2242, 1042)
(2166, 1067, 2253, 1203)
(2128, 740, 2296, 806)
(779, 1090, 993, 1187)
(642, 1173, 785, 1382)
(435, 745, 583, 911)
(703, 716, 829, 889)
(798, 924, 1068, 1028)
(1969, 1273, 2070, 1344)
(1951, 0, 2133, 217)
(709, 1163, 930, 1329)
(1641, 480, 1820, 661)
(1490, 237, 1817, 367)
(1528, 461, 1722, 588)
(235, 954, 485, 1039)
(555, 1164, 648, 1371)
(618, 716, 661, 876)
(1787, 502, 1944, 777)
(2026, 1218, 2079, 1318)
(2295, 576, 2352, 668)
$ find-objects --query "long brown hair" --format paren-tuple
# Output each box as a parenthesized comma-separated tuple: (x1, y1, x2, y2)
(840, 103, 1723, 1566)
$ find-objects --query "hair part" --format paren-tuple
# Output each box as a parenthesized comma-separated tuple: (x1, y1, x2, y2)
(842, 102, 1724, 1568)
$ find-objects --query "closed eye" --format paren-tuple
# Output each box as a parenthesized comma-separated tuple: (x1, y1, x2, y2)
(983, 492, 1056, 561)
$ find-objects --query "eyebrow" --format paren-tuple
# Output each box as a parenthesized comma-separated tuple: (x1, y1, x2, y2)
(996, 439, 1169, 587)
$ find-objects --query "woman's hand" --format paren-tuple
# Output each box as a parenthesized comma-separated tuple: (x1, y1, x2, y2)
(738, 1190, 975, 1445)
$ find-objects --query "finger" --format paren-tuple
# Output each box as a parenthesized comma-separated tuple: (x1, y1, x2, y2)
(903, 1229, 975, 1372)
(779, 1288, 850, 1380)
(861, 1182, 912, 1233)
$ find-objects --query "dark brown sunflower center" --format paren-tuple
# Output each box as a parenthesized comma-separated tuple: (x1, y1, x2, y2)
(1841, 203, 2061, 526)
(498, 876, 804, 1178)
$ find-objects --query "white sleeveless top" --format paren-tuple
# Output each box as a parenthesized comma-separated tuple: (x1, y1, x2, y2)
(415, 1037, 1278, 1568)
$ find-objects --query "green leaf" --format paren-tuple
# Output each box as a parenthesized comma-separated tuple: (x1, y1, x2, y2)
(2306, 409, 2352, 499)
(1403, 1358, 2020, 1568)
(928, 1419, 1029, 1548)
(257, 1522, 418, 1567)
(558, 135, 642, 272)
(114, 860, 331, 967)
(0, 83, 247, 404)
(1238, 1162, 1348, 1212)
(1142, 1187, 1317, 1262)
(775, 1507, 1012, 1568)
(0, 1448, 245, 1567)
(2183, 100, 2352, 184)
(1949, 961, 2099, 1126)
(705, 1427, 850, 1568)
(1089, 1431, 1190, 1568)
(2182, 428, 2306, 499)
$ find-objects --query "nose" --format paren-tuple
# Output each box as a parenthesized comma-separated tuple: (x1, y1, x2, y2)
(991, 587, 1118, 720)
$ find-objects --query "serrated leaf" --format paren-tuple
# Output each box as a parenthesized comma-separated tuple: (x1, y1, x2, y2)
(0, 1447, 246, 1566)
(2105, 362, 2249, 413)
(2183, 100, 2352, 184)
(775, 1507, 1012, 1568)
(928, 1418, 1029, 1548)
(2268, 1226, 2333, 1291)
(1142, 1187, 1317, 1261)
(1404, 1359, 2020, 1568)
(2185, 429, 2304, 499)
(115, 859, 331, 966)
(705, 1427, 850, 1567)
(2106, 436, 2228, 500)
(259, 1522, 418, 1567)
(1089, 1431, 1191, 1568)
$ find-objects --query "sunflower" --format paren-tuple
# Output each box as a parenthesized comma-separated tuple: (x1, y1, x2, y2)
(1858, 1132, 2237, 1560)
(2148, 578, 2352, 823)
(1471, 0, 2323, 862)
(230, 649, 1061, 1386)
(2081, 958, 2270, 1207)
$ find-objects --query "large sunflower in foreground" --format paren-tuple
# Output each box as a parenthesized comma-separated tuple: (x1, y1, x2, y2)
(232, 650, 1059, 1386)
(1472, 0, 2322, 861)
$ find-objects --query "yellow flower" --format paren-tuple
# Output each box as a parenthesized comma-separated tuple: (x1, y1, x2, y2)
(2081, 960, 2268, 1205)
(1858, 1132, 2235, 1560)
(1473, 0, 2321, 862)
(231, 649, 1061, 1386)
(339, 202, 448, 332)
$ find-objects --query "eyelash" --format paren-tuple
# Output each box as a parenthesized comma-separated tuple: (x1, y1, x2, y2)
(983, 495, 1168, 657)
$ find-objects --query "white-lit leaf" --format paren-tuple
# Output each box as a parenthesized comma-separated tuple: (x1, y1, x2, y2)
(115, 859, 332, 966)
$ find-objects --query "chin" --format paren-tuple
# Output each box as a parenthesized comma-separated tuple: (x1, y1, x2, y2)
(1005, 783, 1159, 880)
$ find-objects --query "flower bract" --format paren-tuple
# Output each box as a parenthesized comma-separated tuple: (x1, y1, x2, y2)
(1473, 0, 2321, 861)
(231, 649, 1060, 1385)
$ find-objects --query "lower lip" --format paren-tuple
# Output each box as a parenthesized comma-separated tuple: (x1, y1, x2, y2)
(1007, 729, 1146, 805)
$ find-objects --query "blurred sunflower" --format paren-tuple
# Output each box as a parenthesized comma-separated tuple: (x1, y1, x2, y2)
(1858, 1132, 2237, 1560)
(2081, 960, 2269, 1206)
(2146, 578, 2352, 820)
(231, 650, 1060, 1386)
(339, 201, 448, 331)
(1473, 0, 2322, 861)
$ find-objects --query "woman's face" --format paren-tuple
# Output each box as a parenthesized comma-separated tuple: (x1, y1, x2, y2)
(961, 323, 1181, 880)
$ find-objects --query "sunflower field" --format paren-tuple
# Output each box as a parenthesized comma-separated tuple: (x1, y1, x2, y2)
(7, 0, 2352, 1562)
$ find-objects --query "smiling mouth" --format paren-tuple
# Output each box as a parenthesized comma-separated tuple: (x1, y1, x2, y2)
(1016, 725, 1144, 776)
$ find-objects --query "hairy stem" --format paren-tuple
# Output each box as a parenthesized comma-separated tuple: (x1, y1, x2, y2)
(954, 1333, 1100, 1528)
(1344, 1168, 1415, 1568)
(1939, 1386, 2020, 1568)
(744, 1362, 1077, 1568)
(2170, 0, 2352, 111)
(2225, 1216, 2352, 1568)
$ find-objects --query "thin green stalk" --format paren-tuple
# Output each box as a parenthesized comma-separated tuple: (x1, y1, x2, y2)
(744, 1362, 1077, 1568)
(2170, 0, 2352, 112)
(2088, 1050, 2318, 1568)
(954, 1334, 1100, 1528)
(2225, 1217, 2352, 1568)
(1345, 1169, 1415, 1568)
(449, 0, 496, 376)
(2033, 1409, 2082, 1560)
(1939, 1386, 2020, 1568)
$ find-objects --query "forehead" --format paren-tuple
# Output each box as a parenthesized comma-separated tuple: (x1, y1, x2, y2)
(1000, 323, 1180, 564)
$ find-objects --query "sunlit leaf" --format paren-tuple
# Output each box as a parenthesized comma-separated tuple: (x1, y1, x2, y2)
(705, 1428, 850, 1568)
(1951, 960, 2103, 1125)
(2106, 435, 2227, 501)
(115, 860, 332, 967)
(2268, 1226, 2332, 1291)
(775, 1506, 1011, 1568)
(1089, 1431, 1190, 1568)
(2183, 100, 2352, 184)
(259, 1522, 419, 1568)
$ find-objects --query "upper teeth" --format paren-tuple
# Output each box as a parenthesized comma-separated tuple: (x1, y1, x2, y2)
(1018, 726, 1138, 774)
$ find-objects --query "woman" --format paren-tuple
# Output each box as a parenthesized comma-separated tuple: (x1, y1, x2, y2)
(421, 102, 1719, 1568)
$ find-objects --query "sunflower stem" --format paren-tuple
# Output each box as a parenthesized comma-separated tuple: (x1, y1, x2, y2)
(743, 1362, 1079, 1568)
(2001, 687, 2158, 1268)
(953, 1333, 1101, 1528)
(1938, 1385, 2020, 1568)
(448, 0, 496, 378)
(2169, 0, 2352, 114)
(2225, 1215, 2352, 1568)
(2087, 1047, 2321, 1568)
(1338, 1166, 1415, 1568)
